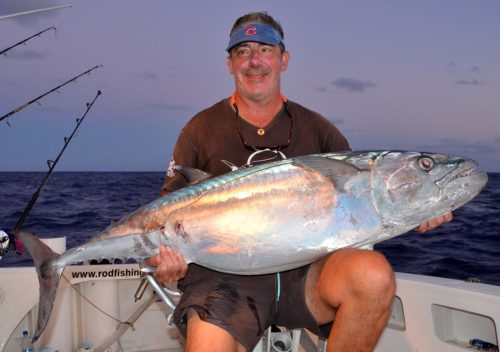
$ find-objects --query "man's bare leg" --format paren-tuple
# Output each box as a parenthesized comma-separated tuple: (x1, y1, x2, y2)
(306, 249, 395, 352)
(185, 311, 246, 352)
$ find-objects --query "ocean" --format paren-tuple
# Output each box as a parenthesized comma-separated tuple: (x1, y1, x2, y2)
(1, 171, 499, 286)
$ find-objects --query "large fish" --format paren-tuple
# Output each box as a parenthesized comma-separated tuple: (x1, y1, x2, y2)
(15, 151, 487, 342)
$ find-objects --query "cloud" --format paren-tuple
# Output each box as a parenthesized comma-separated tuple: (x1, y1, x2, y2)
(471, 66, 481, 73)
(445, 62, 459, 72)
(332, 77, 376, 93)
(445, 62, 482, 74)
(135, 72, 160, 81)
(3, 49, 46, 60)
(454, 79, 485, 86)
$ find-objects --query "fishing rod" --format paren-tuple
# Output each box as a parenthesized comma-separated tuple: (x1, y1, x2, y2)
(1, 90, 102, 259)
(0, 65, 103, 126)
(0, 27, 57, 56)
(14, 90, 102, 231)
(0, 5, 72, 21)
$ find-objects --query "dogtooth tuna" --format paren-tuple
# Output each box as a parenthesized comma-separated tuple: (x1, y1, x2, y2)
(14, 150, 488, 342)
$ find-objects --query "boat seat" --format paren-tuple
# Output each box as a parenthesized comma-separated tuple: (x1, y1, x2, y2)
(141, 266, 328, 352)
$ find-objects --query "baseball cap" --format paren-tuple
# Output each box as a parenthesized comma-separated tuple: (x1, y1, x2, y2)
(226, 23, 284, 52)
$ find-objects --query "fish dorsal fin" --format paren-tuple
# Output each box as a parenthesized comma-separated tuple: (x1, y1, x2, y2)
(293, 155, 361, 177)
(293, 155, 361, 190)
(174, 165, 212, 184)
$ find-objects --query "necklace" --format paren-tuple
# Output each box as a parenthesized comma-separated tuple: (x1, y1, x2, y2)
(233, 101, 293, 151)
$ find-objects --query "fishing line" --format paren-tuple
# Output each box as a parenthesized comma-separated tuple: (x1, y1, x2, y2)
(61, 272, 160, 352)
(14, 90, 102, 230)
(0, 90, 102, 259)
(61, 274, 128, 326)
(8, 25, 61, 116)
(1, 65, 103, 126)
(2, 5, 72, 127)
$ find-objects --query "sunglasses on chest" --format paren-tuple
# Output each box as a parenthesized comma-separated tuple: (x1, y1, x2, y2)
(231, 97, 293, 168)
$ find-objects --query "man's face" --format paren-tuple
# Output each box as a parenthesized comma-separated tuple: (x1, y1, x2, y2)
(226, 42, 289, 102)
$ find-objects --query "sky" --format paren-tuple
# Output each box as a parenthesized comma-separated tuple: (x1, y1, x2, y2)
(1, 0, 499, 172)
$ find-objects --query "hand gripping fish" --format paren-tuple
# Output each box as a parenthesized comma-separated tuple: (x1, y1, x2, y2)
(14, 151, 488, 342)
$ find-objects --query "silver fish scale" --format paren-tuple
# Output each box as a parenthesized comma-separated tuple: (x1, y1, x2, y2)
(16, 150, 489, 344)
(159, 160, 374, 274)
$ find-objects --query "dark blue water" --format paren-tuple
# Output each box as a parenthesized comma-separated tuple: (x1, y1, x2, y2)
(1, 172, 499, 286)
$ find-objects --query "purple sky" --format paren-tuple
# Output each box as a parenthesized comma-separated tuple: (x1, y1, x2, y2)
(1, 0, 499, 172)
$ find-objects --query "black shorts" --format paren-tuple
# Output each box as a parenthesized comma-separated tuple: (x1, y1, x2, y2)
(173, 264, 333, 352)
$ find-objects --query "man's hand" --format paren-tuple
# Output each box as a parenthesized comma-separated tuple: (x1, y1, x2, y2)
(414, 212, 453, 233)
(146, 245, 188, 284)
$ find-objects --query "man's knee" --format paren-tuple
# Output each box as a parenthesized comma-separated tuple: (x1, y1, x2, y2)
(357, 250, 395, 300)
(318, 249, 395, 306)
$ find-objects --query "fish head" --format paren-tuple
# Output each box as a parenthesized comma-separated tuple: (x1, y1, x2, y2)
(369, 151, 488, 227)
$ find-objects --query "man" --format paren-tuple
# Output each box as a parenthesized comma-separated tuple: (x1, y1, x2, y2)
(148, 12, 452, 352)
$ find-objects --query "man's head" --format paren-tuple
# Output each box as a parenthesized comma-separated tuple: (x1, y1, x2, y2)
(226, 12, 285, 53)
(226, 12, 289, 102)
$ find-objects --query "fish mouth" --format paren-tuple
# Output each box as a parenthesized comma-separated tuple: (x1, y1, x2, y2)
(436, 159, 481, 189)
(435, 159, 488, 207)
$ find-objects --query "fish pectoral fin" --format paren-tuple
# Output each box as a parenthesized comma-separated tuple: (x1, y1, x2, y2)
(174, 165, 213, 184)
(293, 155, 361, 189)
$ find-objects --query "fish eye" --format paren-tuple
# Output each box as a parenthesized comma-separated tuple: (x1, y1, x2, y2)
(418, 157, 434, 171)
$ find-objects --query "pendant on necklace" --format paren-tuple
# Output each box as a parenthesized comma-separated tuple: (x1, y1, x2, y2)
(257, 128, 265, 136)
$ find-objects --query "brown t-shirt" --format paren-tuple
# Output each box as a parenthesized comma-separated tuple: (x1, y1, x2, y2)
(162, 98, 350, 193)
(165, 98, 350, 348)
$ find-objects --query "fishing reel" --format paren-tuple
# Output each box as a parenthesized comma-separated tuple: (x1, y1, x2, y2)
(0, 230, 9, 260)
(0, 229, 17, 260)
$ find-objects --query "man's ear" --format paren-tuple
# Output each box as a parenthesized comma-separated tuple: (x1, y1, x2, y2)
(281, 51, 290, 72)
(226, 55, 234, 75)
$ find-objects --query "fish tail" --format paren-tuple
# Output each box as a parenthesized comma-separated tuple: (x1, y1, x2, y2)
(13, 230, 64, 343)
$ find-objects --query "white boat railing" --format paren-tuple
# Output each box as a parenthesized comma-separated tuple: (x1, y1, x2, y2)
(1, 241, 499, 352)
